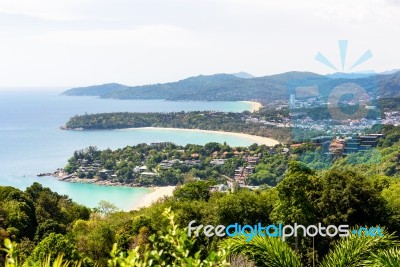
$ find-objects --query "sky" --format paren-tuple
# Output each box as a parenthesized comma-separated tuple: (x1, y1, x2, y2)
(0, 0, 399, 88)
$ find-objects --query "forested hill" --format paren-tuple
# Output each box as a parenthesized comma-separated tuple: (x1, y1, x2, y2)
(62, 71, 400, 102)
(64, 111, 292, 143)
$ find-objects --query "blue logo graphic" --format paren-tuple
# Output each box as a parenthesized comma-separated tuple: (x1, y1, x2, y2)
(188, 221, 384, 242)
(315, 40, 373, 71)
(289, 40, 382, 170)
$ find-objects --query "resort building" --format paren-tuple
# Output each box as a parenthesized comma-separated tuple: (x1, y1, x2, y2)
(234, 166, 254, 185)
(343, 134, 384, 155)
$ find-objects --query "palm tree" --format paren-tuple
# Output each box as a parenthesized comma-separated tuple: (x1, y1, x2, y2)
(223, 230, 400, 267)
(225, 235, 303, 267)
(319, 231, 399, 267)
(369, 248, 400, 266)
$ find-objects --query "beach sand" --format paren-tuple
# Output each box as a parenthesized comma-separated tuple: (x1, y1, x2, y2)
(131, 186, 176, 210)
(241, 101, 263, 112)
(133, 127, 280, 146)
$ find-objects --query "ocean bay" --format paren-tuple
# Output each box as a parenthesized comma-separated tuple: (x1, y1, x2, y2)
(0, 90, 254, 210)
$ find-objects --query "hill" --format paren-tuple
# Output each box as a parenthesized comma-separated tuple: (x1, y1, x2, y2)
(62, 83, 130, 97)
(326, 72, 375, 79)
(231, 71, 255, 79)
(62, 71, 400, 102)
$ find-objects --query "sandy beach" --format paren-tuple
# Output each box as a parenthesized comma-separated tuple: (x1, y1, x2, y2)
(131, 186, 176, 210)
(132, 127, 280, 146)
(241, 101, 263, 112)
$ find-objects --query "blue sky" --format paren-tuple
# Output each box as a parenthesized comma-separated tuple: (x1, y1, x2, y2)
(0, 0, 399, 88)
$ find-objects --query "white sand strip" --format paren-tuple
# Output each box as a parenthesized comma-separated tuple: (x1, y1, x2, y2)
(128, 127, 280, 146)
(131, 186, 176, 210)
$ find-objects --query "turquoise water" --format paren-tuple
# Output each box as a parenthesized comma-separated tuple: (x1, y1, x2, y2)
(0, 90, 253, 210)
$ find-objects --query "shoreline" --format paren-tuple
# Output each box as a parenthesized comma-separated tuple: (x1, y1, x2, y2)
(45, 174, 173, 210)
(47, 170, 154, 189)
(56, 175, 141, 187)
(241, 101, 262, 112)
(43, 176, 177, 211)
(126, 127, 280, 146)
(131, 186, 176, 210)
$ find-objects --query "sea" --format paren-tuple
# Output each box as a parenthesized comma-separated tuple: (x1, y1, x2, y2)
(0, 90, 254, 210)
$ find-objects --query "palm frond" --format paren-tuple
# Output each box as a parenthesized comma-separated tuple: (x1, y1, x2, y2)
(223, 235, 303, 267)
(319, 229, 399, 267)
(368, 248, 400, 267)
(37, 254, 80, 267)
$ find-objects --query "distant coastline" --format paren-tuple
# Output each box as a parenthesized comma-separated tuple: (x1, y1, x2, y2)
(241, 101, 262, 112)
(125, 127, 280, 146)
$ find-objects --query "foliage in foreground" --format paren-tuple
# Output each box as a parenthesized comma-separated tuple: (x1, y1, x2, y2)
(108, 208, 229, 267)
(2, 238, 80, 267)
(224, 230, 400, 267)
(5, 216, 400, 267)
(2, 208, 228, 267)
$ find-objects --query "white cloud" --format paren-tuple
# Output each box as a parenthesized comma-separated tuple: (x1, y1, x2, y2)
(34, 25, 204, 47)
(0, 0, 399, 87)
(0, 0, 91, 20)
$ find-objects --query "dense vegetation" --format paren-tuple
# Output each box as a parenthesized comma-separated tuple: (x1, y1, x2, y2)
(3, 126, 400, 266)
(62, 124, 400, 187)
(64, 110, 292, 143)
(3, 163, 400, 266)
(0, 183, 90, 265)
(62, 71, 400, 102)
(63, 142, 288, 187)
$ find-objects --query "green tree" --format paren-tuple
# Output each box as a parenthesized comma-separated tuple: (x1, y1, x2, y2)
(213, 189, 274, 226)
(72, 218, 115, 265)
(173, 181, 212, 202)
(108, 208, 229, 267)
(28, 233, 80, 263)
(97, 201, 119, 216)
(0, 187, 36, 240)
(314, 169, 388, 227)
(271, 162, 317, 225)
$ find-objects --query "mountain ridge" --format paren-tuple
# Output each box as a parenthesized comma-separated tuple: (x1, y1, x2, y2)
(62, 71, 400, 102)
